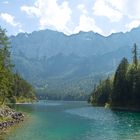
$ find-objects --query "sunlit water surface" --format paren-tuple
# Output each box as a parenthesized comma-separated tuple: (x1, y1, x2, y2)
(1, 101, 140, 140)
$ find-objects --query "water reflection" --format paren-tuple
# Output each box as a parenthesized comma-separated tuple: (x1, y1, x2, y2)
(1, 101, 140, 140)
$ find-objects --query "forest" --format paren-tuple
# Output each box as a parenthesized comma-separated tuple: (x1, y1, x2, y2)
(88, 43, 140, 109)
(0, 27, 36, 105)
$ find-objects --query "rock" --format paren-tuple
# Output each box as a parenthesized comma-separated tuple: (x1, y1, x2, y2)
(0, 123, 3, 130)
(0, 106, 24, 131)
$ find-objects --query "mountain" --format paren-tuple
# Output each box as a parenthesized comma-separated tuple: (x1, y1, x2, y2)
(10, 27, 140, 100)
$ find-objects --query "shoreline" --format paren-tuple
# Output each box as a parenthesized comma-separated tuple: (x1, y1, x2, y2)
(90, 103, 140, 113)
(0, 106, 24, 133)
(16, 103, 34, 105)
(111, 106, 140, 113)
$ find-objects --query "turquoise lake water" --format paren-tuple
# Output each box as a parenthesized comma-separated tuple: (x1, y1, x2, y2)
(1, 101, 140, 140)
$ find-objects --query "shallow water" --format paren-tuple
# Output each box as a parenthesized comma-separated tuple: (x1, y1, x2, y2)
(1, 101, 140, 140)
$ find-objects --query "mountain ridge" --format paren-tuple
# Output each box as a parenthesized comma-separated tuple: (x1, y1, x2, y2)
(10, 25, 140, 38)
(10, 26, 140, 100)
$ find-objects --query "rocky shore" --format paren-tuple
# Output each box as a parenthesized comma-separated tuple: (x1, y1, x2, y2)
(0, 106, 24, 132)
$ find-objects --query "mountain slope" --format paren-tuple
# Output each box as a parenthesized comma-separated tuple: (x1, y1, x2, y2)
(10, 27, 140, 100)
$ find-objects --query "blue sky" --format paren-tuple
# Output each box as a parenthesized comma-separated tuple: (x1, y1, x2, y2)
(0, 0, 140, 36)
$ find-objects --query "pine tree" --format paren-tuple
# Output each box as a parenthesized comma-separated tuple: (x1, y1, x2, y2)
(0, 27, 13, 104)
(0, 26, 36, 104)
(132, 43, 138, 69)
(111, 57, 129, 107)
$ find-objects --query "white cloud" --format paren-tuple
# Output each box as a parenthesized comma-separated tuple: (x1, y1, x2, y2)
(105, 0, 140, 19)
(77, 4, 87, 14)
(21, 6, 40, 17)
(108, 29, 117, 35)
(105, 0, 125, 12)
(3, 1, 9, 4)
(100, 0, 140, 33)
(0, 13, 21, 27)
(74, 15, 103, 34)
(18, 28, 25, 33)
(21, 0, 72, 34)
(124, 0, 140, 19)
(93, 0, 123, 22)
(0, 13, 24, 34)
(19, 0, 140, 36)
(125, 20, 140, 31)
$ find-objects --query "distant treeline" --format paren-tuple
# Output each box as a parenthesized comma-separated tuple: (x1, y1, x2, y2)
(0, 27, 36, 105)
(36, 74, 104, 101)
(36, 92, 89, 101)
(88, 44, 140, 109)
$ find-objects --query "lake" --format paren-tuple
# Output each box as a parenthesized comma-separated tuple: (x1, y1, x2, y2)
(1, 101, 140, 140)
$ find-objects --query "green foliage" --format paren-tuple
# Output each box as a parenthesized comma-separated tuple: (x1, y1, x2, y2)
(111, 58, 129, 106)
(89, 77, 112, 106)
(89, 44, 140, 109)
(0, 26, 36, 105)
(132, 43, 138, 69)
(0, 27, 13, 105)
(36, 74, 104, 101)
(11, 73, 36, 102)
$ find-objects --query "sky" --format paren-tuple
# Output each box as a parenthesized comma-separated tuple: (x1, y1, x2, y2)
(0, 0, 140, 36)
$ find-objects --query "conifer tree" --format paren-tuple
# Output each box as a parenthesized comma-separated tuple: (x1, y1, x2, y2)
(111, 57, 129, 106)
(132, 43, 138, 69)
(0, 26, 36, 104)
